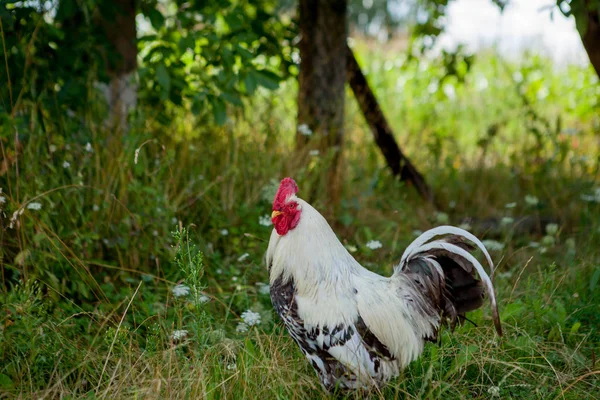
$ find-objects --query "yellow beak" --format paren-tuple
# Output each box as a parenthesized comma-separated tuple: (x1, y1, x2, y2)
(271, 210, 283, 219)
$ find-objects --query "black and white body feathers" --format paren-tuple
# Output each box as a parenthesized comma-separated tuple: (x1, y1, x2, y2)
(266, 196, 501, 391)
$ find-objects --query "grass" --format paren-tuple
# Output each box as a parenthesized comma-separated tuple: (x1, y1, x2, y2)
(1, 45, 600, 399)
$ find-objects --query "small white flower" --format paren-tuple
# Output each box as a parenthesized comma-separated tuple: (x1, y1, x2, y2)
(259, 214, 273, 227)
(216, 268, 223, 274)
(297, 123, 313, 136)
(171, 217, 178, 224)
(226, 363, 237, 371)
(458, 223, 472, 231)
(85, 142, 93, 153)
(0, 195, 6, 205)
(236, 322, 248, 333)
(366, 240, 382, 250)
(541, 235, 555, 247)
(49, 144, 57, 153)
(237, 253, 250, 262)
(198, 295, 210, 303)
(435, 212, 449, 224)
(580, 188, 600, 203)
(482, 240, 504, 251)
(220, 229, 229, 236)
(170, 329, 188, 341)
(62, 161, 71, 169)
(500, 217, 514, 226)
(256, 282, 270, 295)
(545, 223, 559, 235)
(172, 284, 191, 297)
(27, 202, 42, 210)
(487, 386, 500, 397)
(309, 149, 320, 156)
(345, 244, 357, 253)
(241, 310, 261, 326)
(232, 276, 238, 282)
(152, 230, 159, 236)
(505, 202, 517, 209)
(93, 204, 100, 212)
(524, 195, 539, 206)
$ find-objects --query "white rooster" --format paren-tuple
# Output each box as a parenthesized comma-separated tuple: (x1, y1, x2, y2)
(266, 177, 502, 391)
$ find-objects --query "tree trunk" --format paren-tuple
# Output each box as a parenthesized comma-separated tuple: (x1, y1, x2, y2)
(346, 45, 436, 205)
(574, 3, 600, 78)
(100, 0, 138, 130)
(297, 0, 348, 210)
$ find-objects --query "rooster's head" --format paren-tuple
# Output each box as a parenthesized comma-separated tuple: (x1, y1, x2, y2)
(271, 177, 302, 236)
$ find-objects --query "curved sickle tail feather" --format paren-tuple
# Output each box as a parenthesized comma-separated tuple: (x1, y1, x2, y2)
(396, 226, 503, 336)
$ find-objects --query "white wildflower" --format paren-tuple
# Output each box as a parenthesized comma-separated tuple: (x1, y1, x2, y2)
(170, 329, 188, 341)
(236, 322, 248, 333)
(435, 212, 449, 224)
(241, 310, 261, 326)
(366, 240, 382, 250)
(297, 123, 312, 136)
(258, 215, 272, 227)
(482, 240, 504, 251)
(565, 238, 576, 250)
(545, 223, 559, 236)
(93, 204, 100, 212)
(0, 195, 6, 205)
(226, 363, 237, 371)
(220, 229, 229, 236)
(458, 223, 472, 231)
(505, 202, 517, 209)
(85, 142, 93, 153)
(580, 188, 600, 203)
(62, 161, 71, 169)
(541, 235, 555, 247)
(487, 386, 500, 397)
(256, 282, 270, 295)
(237, 253, 250, 262)
(27, 202, 42, 210)
(152, 230, 159, 237)
(524, 195, 539, 206)
(171, 217, 178, 224)
(309, 149, 320, 156)
(345, 244, 358, 253)
(49, 144, 57, 153)
(500, 217, 514, 226)
(172, 284, 191, 297)
(198, 295, 210, 303)
(216, 268, 223, 275)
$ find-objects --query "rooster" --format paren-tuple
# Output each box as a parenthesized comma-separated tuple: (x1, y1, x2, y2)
(266, 177, 502, 391)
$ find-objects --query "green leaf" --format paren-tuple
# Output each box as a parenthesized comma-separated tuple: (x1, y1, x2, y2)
(0, 373, 13, 389)
(212, 98, 227, 125)
(147, 9, 165, 31)
(244, 73, 257, 95)
(253, 69, 280, 90)
(220, 91, 243, 106)
(155, 64, 171, 100)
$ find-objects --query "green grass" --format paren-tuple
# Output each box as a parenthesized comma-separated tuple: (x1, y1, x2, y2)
(1, 47, 600, 399)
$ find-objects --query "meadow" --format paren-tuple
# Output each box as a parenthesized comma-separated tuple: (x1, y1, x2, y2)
(1, 45, 600, 399)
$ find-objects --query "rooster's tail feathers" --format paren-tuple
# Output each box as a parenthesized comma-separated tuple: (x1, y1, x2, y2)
(396, 226, 502, 336)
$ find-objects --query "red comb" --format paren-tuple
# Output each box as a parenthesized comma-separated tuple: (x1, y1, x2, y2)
(273, 177, 298, 209)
